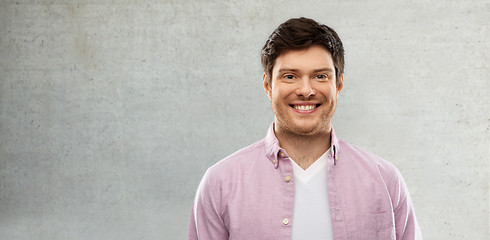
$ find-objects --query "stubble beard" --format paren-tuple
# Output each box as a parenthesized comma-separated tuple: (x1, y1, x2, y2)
(273, 99, 337, 139)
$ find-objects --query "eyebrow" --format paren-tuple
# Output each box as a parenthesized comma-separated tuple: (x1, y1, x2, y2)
(277, 68, 334, 74)
(312, 68, 334, 73)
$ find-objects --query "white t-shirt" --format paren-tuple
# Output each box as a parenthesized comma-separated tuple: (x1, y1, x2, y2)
(290, 148, 334, 240)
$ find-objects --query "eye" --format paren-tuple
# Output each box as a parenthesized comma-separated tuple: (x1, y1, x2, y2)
(315, 74, 328, 80)
(284, 74, 295, 80)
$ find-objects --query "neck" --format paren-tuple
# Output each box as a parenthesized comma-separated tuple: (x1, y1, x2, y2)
(274, 126, 332, 170)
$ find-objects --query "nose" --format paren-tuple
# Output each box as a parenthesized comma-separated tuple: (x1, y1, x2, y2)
(296, 78, 315, 98)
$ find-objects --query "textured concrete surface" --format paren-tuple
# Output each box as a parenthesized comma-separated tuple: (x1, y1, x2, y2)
(0, 0, 488, 239)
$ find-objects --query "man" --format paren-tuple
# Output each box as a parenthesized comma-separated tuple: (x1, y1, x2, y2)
(188, 17, 422, 240)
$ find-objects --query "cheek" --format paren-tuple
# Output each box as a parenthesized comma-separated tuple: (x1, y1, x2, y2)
(271, 93, 282, 106)
(321, 86, 337, 97)
(275, 85, 295, 98)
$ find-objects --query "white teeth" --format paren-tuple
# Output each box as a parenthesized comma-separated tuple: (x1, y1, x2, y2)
(294, 105, 315, 111)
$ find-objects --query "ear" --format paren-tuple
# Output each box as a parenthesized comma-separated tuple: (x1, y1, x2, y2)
(263, 73, 272, 100)
(336, 74, 344, 96)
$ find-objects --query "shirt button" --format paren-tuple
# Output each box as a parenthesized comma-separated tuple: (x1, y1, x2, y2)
(282, 218, 289, 225)
(273, 158, 277, 164)
(285, 176, 291, 182)
(280, 152, 285, 157)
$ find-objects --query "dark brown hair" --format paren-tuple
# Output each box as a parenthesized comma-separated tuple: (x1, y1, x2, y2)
(261, 17, 345, 86)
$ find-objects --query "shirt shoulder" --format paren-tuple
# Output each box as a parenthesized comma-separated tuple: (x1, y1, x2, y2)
(196, 138, 270, 215)
(337, 138, 400, 175)
(204, 138, 267, 181)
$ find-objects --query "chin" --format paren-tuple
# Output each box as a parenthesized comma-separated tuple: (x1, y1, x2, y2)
(288, 123, 329, 136)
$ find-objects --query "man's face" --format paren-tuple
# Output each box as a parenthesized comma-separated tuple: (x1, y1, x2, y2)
(263, 45, 343, 137)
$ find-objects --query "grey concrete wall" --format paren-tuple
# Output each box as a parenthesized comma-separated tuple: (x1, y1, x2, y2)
(1, 0, 488, 239)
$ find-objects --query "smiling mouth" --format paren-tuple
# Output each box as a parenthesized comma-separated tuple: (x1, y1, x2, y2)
(290, 104, 321, 111)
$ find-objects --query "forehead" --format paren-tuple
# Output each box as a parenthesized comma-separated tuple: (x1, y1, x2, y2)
(272, 45, 334, 73)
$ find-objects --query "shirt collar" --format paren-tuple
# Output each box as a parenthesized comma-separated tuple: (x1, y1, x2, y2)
(264, 122, 340, 168)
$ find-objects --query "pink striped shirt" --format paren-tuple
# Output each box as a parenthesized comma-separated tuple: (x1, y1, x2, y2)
(188, 124, 422, 239)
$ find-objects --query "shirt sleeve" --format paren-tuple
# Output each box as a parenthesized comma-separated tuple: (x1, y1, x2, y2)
(188, 169, 229, 240)
(393, 169, 423, 240)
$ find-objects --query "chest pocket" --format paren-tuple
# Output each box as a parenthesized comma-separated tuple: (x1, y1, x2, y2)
(357, 212, 395, 240)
